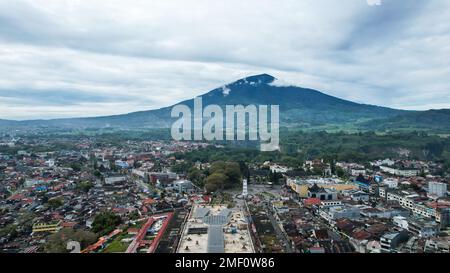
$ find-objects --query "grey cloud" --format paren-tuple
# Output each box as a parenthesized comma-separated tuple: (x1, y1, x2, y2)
(0, 88, 140, 106)
(0, 0, 449, 119)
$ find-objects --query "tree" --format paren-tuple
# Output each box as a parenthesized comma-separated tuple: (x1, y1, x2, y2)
(44, 228, 98, 253)
(336, 167, 346, 178)
(205, 173, 227, 193)
(92, 212, 122, 236)
(160, 190, 167, 199)
(133, 161, 142, 168)
(70, 163, 82, 172)
(209, 161, 242, 189)
(48, 198, 64, 209)
(77, 181, 94, 193)
(238, 161, 250, 182)
(93, 170, 102, 178)
(171, 162, 193, 174)
(268, 171, 283, 184)
(187, 167, 202, 185)
(223, 162, 242, 188)
(129, 210, 140, 221)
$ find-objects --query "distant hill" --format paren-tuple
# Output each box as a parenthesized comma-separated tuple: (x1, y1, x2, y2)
(0, 74, 448, 132)
(361, 109, 450, 132)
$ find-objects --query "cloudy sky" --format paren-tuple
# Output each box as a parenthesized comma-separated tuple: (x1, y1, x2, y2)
(0, 0, 449, 120)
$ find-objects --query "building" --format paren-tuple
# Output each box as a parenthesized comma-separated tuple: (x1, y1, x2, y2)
(269, 164, 291, 173)
(287, 178, 357, 198)
(172, 180, 195, 194)
(424, 237, 450, 253)
(350, 191, 370, 202)
(393, 216, 439, 238)
(380, 166, 420, 177)
(104, 176, 127, 185)
(380, 231, 409, 253)
(350, 169, 366, 176)
(308, 184, 338, 201)
(428, 182, 447, 198)
(362, 208, 409, 219)
(150, 172, 177, 186)
(320, 200, 342, 208)
(242, 179, 248, 197)
(319, 205, 361, 223)
(408, 219, 439, 238)
(436, 207, 450, 228)
(115, 160, 129, 169)
(382, 178, 399, 189)
(271, 201, 290, 214)
(379, 189, 436, 218)
(393, 216, 409, 230)
(32, 220, 62, 234)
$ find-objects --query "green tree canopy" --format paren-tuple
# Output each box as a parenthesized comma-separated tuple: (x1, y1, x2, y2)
(204, 173, 227, 193)
(92, 212, 122, 236)
(44, 228, 98, 253)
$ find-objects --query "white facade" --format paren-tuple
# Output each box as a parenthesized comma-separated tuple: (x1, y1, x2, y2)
(105, 176, 127, 185)
(428, 182, 447, 198)
(380, 190, 436, 218)
(45, 159, 55, 167)
(242, 179, 248, 197)
(319, 205, 360, 222)
(351, 169, 366, 176)
(380, 166, 420, 177)
(319, 200, 342, 208)
(269, 164, 290, 173)
(382, 178, 399, 189)
(393, 216, 409, 230)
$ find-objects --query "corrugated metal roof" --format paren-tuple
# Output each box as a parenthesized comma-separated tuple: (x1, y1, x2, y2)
(193, 207, 210, 219)
(207, 225, 225, 253)
(218, 208, 232, 218)
(203, 215, 228, 225)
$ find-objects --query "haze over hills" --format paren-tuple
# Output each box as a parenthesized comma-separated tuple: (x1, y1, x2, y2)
(1, 74, 449, 132)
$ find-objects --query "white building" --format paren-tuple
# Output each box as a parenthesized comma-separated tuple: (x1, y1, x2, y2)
(380, 166, 420, 177)
(45, 159, 55, 168)
(319, 205, 360, 223)
(393, 216, 409, 230)
(104, 176, 127, 185)
(382, 178, 399, 189)
(379, 189, 436, 218)
(380, 232, 409, 253)
(351, 169, 366, 176)
(350, 191, 370, 202)
(428, 182, 447, 198)
(242, 179, 248, 197)
(371, 159, 395, 167)
(269, 164, 290, 173)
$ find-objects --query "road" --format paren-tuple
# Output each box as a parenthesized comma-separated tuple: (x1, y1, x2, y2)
(264, 203, 294, 253)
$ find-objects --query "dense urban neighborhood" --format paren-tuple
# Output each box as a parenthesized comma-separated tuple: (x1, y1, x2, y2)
(1, 132, 449, 254)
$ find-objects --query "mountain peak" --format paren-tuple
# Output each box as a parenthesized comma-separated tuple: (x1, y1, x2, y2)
(233, 74, 276, 86)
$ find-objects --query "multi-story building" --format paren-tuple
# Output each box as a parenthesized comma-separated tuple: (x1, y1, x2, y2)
(428, 181, 447, 198)
(319, 205, 360, 223)
(380, 166, 420, 177)
(380, 231, 409, 253)
(394, 216, 439, 238)
(408, 218, 439, 238)
(32, 220, 62, 234)
(379, 189, 436, 218)
(308, 184, 338, 201)
(424, 237, 450, 253)
(382, 178, 399, 189)
(287, 178, 357, 198)
(436, 207, 450, 228)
